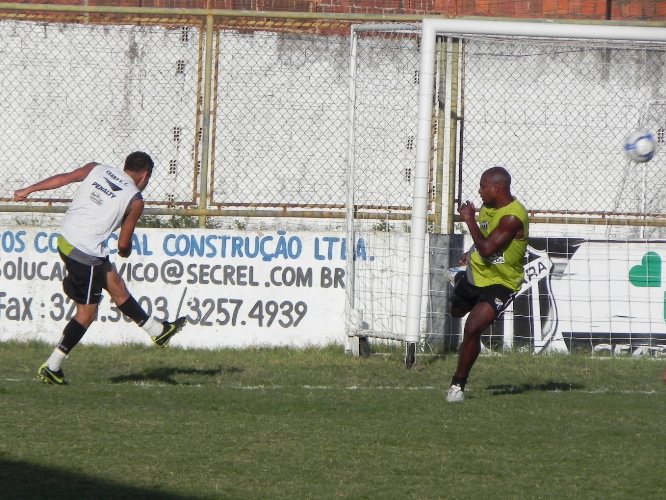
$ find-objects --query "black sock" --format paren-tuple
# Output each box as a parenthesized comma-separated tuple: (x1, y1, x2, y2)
(118, 296, 149, 326)
(451, 376, 467, 390)
(57, 319, 88, 354)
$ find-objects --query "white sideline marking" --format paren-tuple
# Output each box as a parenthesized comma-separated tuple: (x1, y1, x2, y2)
(231, 384, 661, 395)
(304, 385, 439, 391)
(586, 389, 658, 395)
(2, 378, 662, 395)
(234, 385, 439, 391)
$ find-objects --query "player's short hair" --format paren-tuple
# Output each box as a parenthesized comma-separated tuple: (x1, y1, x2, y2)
(483, 166, 511, 189)
(124, 151, 154, 174)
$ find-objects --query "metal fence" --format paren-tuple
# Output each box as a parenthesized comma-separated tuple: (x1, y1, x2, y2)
(458, 35, 666, 235)
(2, 6, 665, 232)
(0, 19, 202, 207)
(0, 5, 425, 223)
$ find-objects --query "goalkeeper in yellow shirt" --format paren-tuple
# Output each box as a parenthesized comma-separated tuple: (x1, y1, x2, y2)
(446, 166, 529, 403)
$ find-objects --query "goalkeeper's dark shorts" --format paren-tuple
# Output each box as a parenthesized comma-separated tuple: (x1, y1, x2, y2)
(450, 271, 516, 319)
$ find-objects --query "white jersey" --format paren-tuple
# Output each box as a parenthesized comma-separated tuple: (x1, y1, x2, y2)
(60, 164, 141, 260)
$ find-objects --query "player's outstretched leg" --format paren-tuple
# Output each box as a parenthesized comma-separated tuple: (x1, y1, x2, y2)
(152, 317, 187, 348)
(37, 363, 67, 385)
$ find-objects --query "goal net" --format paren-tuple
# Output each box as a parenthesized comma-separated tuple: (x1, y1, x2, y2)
(345, 24, 421, 351)
(347, 19, 666, 359)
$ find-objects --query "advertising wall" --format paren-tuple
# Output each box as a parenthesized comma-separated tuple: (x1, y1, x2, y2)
(4, 228, 666, 355)
(0, 228, 366, 348)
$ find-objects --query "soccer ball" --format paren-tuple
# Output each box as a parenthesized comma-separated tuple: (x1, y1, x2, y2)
(623, 129, 657, 163)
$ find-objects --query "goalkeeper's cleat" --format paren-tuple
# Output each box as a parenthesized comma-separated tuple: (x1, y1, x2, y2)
(37, 363, 67, 385)
(445, 384, 465, 403)
(152, 316, 187, 348)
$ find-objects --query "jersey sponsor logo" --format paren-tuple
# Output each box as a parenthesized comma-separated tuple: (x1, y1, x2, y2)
(103, 178, 123, 192)
(104, 169, 129, 187)
(483, 251, 505, 265)
(89, 191, 103, 206)
(91, 181, 117, 198)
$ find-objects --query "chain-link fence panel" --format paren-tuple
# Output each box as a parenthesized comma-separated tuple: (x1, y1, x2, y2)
(211, 27, 420, 216)
(212, 30, 350, 211)
(0, 15, 423, 219)
(351, 28, 421, 214)
(0, 19, 201, 206)
(458, 37, 666, 226)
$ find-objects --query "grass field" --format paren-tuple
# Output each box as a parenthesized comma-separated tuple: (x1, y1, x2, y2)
(1, 341, 664, 499)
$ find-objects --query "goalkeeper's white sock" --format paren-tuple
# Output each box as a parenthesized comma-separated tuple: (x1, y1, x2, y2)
(46, 348, 67, 371)
(142, 317, 163, 337)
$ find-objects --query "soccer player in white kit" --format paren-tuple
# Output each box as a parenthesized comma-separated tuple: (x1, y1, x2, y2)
(14, 152, 186, 385)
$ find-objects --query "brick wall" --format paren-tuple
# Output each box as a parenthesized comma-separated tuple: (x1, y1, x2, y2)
(0, 0, 664, 20)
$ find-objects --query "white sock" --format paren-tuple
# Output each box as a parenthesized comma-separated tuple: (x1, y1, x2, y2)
(142, 317, 163, 337)
(46, 348, 67, 371)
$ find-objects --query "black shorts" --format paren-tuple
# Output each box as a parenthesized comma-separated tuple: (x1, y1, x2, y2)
(59, 251, 111, 305)
(451, 271, 516, 319)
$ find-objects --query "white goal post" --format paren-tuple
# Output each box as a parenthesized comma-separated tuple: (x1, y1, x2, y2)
(403, 19, 666, 362)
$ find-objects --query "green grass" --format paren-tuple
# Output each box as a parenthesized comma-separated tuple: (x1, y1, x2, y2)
(1, 341, 664, 499)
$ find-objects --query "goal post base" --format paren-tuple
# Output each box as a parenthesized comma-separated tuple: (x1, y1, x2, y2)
(347, 335, 371, 358)
(404, 342, 416, 369)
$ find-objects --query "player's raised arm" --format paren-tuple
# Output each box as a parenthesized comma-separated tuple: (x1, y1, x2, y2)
(468, 212, 524, 259)
(13, 162, 98, 201)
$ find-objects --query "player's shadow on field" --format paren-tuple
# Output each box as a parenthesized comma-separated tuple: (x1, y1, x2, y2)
(0, 456, 203, 500)
(109, 365, 243, 385)
(485, 381, 584, 395)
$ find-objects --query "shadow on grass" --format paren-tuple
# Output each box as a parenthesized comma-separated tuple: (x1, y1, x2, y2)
(417, 353, 454, 366)
(486, 381, 584, 395)
(0, 456, 202, 500)
(109, 365, 242, 385)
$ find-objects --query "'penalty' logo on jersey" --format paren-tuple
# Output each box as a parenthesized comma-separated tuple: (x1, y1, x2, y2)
(92, 181, 118, 198)
(103, 177, 124, 192)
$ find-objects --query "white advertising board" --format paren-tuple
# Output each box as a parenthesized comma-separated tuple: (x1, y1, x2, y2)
(498, 240, 666, 353)
(552, 241, 666, 338)
(0, 228, 383, 348)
